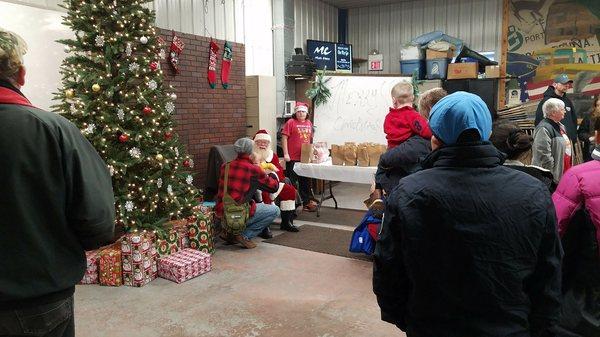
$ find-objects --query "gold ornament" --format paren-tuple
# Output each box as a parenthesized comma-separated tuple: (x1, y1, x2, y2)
(155, 154, 164, 161)
(92, 84, 101, 92)
(65, 89, 75, 98)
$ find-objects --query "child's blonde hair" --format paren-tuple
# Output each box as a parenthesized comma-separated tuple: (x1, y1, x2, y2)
(391, 82, 414, 105)
(0, 28, 27, 82)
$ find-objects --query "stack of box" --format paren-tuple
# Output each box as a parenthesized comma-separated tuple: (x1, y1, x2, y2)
(121, 232, 157, 287)
(399, 45, 425, 79)
(425, 48, 453, 79)
(158, 249, 212, 284)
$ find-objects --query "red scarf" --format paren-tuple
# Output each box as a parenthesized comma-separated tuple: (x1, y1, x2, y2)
(0, 86, 35, 107)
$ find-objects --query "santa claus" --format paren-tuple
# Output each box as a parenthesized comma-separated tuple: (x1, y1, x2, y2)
(253, 129, 300, 235)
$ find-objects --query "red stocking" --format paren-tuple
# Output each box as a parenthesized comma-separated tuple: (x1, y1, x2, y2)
(208, 41, 219, 89)
(221, 42, 232, 89)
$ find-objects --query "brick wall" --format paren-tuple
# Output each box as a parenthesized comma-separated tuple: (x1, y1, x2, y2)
(159, 29, 246, 190)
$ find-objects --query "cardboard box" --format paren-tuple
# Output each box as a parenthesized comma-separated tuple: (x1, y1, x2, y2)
(426, 48, 454, 60)
(245, 76, 259, 98)
(447, 63, 478, 79)
(485, 65, 500, 78)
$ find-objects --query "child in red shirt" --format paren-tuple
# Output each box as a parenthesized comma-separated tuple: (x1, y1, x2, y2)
(384, 82, 432, 149)
(281, 102, 317, 211)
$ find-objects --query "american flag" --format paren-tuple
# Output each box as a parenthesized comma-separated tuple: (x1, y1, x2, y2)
(526, 77, 600, 101)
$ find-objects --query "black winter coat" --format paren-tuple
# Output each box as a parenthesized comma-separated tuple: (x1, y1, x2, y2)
(535, 86, 578, 142)
(373, 142, 563, 337)
(375, 135, 431, 194)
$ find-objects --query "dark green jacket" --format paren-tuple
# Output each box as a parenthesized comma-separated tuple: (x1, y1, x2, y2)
(0, 82, 115, 309)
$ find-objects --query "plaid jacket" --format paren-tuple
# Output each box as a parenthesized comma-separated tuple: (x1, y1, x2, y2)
(215, 154, 279, 218)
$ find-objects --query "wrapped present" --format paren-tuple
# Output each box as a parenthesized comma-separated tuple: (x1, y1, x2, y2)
(168, 219, 190, 249)
(99, 244, 122, 286)
(188, 217, 214, 254)
(121, 231, 157, 287)
(158, 248, 211, 283)
(154, 228, 179, 258)
(79, 250, 100, 285)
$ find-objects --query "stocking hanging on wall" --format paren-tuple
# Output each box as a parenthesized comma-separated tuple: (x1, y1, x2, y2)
(208, 41, 219, 89)
(221, 42, 233, 89)
(169, 32, 185, 74)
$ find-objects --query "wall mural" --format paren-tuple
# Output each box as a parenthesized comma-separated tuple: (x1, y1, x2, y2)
(507, 0, 600, 114)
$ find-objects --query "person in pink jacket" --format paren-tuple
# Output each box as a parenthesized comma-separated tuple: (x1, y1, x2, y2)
(552, 117, 600, 337)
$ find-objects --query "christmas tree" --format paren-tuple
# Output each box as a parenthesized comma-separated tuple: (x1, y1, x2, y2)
(54, 0, 199, 232)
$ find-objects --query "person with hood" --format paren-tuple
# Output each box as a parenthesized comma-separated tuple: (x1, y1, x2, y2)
(491, 121, 556, 192)
(374, 92, 562, 337)
(534, 73, 578, 143)
(552, 116, 600, 337)
(0, 28, 115, 337)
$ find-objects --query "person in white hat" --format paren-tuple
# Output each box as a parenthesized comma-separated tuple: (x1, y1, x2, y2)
(281, 102, 318, 212)
(253, 129, 300, 235)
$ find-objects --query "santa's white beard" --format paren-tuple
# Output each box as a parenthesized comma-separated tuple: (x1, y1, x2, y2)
(254, 146, 273, 163)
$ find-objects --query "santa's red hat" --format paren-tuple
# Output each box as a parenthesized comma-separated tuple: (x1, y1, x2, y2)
(295, 102, 309, 113)
(254, 129, 271, 143)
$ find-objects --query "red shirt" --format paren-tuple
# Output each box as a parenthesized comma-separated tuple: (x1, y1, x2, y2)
(215, 154, 279, 218)
(384, 106, 432, 149)
(282, 118, 313, 161)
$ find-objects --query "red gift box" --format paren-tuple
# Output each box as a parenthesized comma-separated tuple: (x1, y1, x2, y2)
(158, 248, 211, 283)
(121, 231, 157, 287)
(79, 250, 99, 285)
(99, 244, 122, 286)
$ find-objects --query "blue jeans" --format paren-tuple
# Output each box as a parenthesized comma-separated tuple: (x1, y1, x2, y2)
(243, 203, 280, 240)
(0, 296, 74, 337)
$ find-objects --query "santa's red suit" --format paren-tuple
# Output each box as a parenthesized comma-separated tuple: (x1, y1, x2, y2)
(253, 130, 297, 213)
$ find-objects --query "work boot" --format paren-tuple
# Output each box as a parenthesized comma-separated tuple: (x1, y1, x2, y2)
(219, 231, 236, 245)
(280, 210, 300, 232)
(258, 226, 273, 239)
(234, 235, 257, 249)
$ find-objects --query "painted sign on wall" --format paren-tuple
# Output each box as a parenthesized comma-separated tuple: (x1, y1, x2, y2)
(506, 0, 600, 114)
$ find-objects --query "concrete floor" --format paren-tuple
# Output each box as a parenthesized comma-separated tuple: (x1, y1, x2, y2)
(320, 183, 371, 210)
(74, 184, 404, 337)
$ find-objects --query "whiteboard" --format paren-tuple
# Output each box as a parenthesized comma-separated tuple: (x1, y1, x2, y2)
(313, 75, 412, 146)
(0, 2, 72, 111)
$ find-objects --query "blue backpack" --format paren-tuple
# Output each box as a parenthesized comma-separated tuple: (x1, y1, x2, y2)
(349, 211, 381, 255)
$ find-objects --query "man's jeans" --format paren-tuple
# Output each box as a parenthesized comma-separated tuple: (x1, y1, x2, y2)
(0, 296, 74, 337)
(242, 203, 280, 240)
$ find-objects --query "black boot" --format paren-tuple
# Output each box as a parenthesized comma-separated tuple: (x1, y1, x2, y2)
(280, 210, 299, 232)
(258, 226, 273, 239)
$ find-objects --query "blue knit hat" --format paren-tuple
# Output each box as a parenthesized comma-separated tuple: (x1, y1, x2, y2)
(428, 91, 492, 145)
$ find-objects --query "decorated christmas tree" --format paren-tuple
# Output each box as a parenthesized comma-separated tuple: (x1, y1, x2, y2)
(54, 0, 199, 232)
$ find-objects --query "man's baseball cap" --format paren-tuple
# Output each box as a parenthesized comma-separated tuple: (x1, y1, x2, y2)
(428, 92, 492, 145)
(554, 73, 573, 84)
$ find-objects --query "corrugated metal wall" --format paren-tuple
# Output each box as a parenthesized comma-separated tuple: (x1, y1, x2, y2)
(2, 0, 245, 43)
(347, 0, 503, 74)
(294, 0, 338, 51)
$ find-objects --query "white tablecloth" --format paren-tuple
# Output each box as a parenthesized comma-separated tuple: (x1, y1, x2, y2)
(293, 158, 377, 184)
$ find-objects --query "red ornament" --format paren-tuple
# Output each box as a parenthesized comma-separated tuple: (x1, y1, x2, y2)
(187, 215, 197, 223)
(118, 134, 129, 143)
(143, 106, 152, 115)
(183, 159, 191, 167)
(150, 61, 158, 71)
(164, 131, 172, 140)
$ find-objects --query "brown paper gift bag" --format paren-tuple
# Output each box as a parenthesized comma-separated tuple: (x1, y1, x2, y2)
(367, 144, 386, 167)
(343, 144, 357, 166)
(300, 143, 313, 163)
(356, 145, 370, 167)
(331, 145, 344, 165)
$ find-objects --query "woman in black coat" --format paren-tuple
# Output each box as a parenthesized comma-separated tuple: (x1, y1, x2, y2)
(490, 121, 557, 192)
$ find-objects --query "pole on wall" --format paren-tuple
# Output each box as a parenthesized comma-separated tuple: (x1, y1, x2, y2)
(499, 0, 509, 110)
